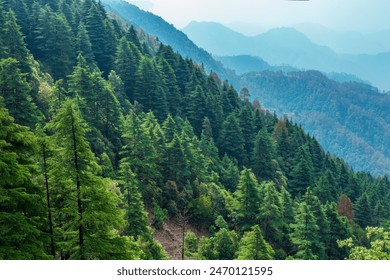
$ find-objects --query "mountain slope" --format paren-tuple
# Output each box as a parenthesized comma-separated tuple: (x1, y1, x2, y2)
(236, 70, 390, 176)
(101, 0, 226, 75)
(2, 0, 390, 261)
(183, 21, 390, 91)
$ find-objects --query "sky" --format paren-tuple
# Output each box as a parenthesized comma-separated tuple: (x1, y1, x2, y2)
(126, 0, 390, 33)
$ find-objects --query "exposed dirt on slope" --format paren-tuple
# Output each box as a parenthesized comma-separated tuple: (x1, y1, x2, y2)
(152, 218, 209, 260)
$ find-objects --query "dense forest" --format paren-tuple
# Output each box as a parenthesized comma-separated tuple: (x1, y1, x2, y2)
(237, 70, 390, 176)
(1, 0, 390, 260)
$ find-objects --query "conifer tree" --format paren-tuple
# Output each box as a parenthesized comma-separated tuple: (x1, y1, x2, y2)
(354, 194, 372, 229)
(84, 1, 115, 75)
(324, 203, 351, 259)
(219, 113, 245, 165)
(47, 99, 132, 259)
(236, 225, 275, 260)
(0, 101, 49, 259)
(302, 189, 328, 259)
(76, 22, 95, 66)
(35, 9, 75, 79)
(258, 181, 284, 247)
(0, 58, 39, 127)
(133, 57, 168, 122)
(219, 154, 240, 192)
(35, 125, 55, 258)
(119, 162, 149, 237)
(234, 168, 260, 230)
(288, 145, 314, 196)
(158, 56, 181, 116)
(114, 37, 141, 102)
(1, 10, 31, 72)
(290, 202, 321, 260)
(252, 129, 275, 182)
(121, 110, 161, 200)
(213, 228, 238, 260)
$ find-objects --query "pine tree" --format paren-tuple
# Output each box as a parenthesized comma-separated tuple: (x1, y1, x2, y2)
(258, 181, 284, 247)
(234, 168, 260, 230)
(35, 8, 75, 79)
(126, 25, 141, 49)
(324, 203, 351, 259)
(158, 56, 182, 116)
(121, 110, 161, 201)
(290, 202, 321, 260)
(133, 57, 168, 122)
(47, 99, 132, 259)
(0, 101, 49, 259)
(236, 225, 275, 260)
(219, 154, 240, 192)
(35, 125, 55, 258)
(0, 58, 39, 127)
(213, 228, 238, 260)
(119, 162, 149, 237)
(354, 194, 372, 229)
(252, 129, 275, 182)
(288, 145, 314, 196)
(114, 37, 141, 102)
(1, 10, 31, 72)
(76, 22, 95, 66)
(84, 1, 116, 75)
(302, 189, 328, 259)
(219, 113, 245, 165)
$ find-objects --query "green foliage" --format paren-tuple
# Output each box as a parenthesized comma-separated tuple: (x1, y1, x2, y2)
(0, 102, 49, 259)
(338, 227, 390, 260)
(258, 181, 285, 247)
(252, 129, 275, 181)
(236, 225, 275, 260)
(152, 202, 167, 230)
(47, 99, 132, 259)
(0, 0, 388, 261)
(184, 231, 198, 259)
(290, 202, 321, 260)
(234, 168, 260, 230)
(0, 58, 40, 127)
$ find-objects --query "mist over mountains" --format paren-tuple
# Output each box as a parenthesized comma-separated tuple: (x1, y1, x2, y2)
(183, 21, 390, 91)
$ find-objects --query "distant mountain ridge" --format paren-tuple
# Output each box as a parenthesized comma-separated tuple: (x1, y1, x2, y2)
(183, 21, 390, 91)
(294, 23, 390, 55)
(101, 0, 226, 76)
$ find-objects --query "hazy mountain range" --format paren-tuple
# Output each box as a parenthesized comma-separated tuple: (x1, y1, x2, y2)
(182, 21, 390, 91)
(101, 0, 390, 176)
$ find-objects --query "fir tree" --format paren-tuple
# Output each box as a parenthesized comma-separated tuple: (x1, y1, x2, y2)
(0, 101, 49, 259)
(47, 99, 132, 259)
(119, 162, 150, 237)
(236, 225, 275, 260)
(114, 37, 141, 102)
(290, 202, 321, 260)
(219, 113, 245, 165)
(234, 168, 260, 230)
(258, 181, 285, 247)
(1, 10, 31, 72)
(354, 194, 372, 229)
(0, 58, 39, 127)
(252, 129, 275, 182)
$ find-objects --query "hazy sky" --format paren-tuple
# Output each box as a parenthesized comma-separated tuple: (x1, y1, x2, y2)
(127, 0, 390, 33)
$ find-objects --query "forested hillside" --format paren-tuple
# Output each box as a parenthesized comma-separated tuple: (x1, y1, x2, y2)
(101, 0, 226, 76)
(236, 71, 390, 176)
(1, 0, 390, 260)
